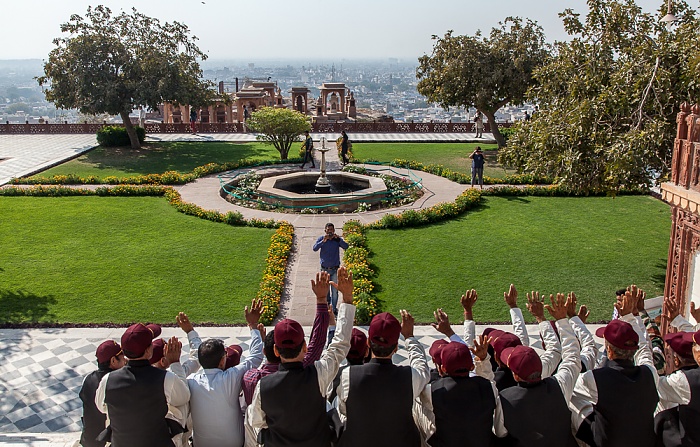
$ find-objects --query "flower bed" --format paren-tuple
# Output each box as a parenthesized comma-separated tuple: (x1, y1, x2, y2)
(257, 223, 295, 324)
(342, 220, 380, 324)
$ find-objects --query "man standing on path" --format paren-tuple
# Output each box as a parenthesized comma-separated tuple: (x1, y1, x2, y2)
(189, 108, 197, 134)
(313, 222, 348, 315)
(474, 112, 484, 138)
(469, 146, 485, 189)
(300, 131, 315, 169)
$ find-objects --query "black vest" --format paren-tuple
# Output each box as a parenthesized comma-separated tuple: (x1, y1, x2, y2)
(495, 365, 518, 391)
(104, 359, 172, 447)
(655, 366, 700, 447)
(259, 361, 331, 447)
(428, 375, 496, 447)
(499, 377, 577, 447)
(338, 358, 421, 447)
(79, 367, 111, 447)
(578, 359, 658, 447)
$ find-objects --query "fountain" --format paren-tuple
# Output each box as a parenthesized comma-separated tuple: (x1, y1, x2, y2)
(315, 138, 331, 194)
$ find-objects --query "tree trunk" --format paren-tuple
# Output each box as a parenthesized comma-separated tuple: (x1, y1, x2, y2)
(483, 110, 506, 148)
(120, 111, 141, 149)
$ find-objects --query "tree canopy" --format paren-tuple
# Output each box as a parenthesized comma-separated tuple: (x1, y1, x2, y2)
(498, 0, 700, 194)
(37, 5, 214, 149)
(416, 17, 550, 147)
(246, 107, 311, 160)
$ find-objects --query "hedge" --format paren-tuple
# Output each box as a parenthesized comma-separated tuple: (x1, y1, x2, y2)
(96, 125, 146, 147)
(342, 220, 380, 324)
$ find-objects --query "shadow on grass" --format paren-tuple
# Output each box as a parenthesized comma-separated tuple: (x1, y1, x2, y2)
(501, 196, 531, 203)
(82, 142, 273, 175)
(0, 289, 57, 325)
(651, 259, 668, 290)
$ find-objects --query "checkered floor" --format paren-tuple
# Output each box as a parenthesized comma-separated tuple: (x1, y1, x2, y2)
(0, 325, 596, 435)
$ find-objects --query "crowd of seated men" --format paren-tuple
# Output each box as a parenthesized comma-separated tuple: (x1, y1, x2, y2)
(79, 267, 700, 447)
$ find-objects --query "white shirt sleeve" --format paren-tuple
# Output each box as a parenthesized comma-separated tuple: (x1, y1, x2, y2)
(247, 383, 267, 431)
(539, 321, 563, 378)
(240, 328, 264, 371)
(412, 383, 436, 442)
(553, 319, 581, 402)
(671, 314, 698, 332)
(510, 308, 530, 346)
(493, 383, 507, 438)
(95, 372, 110, 415)
(463, 319, 476, 347)
(337, 365, 351, 422)
(569, 370, 598, 430)
(314, 303, 355, 396)
(473, 354, 495, 382)
(657, 369, 692, 413)
(569, 316, 599, 372)
(164, 370, 190, 407)
(406, 336, 430, 399)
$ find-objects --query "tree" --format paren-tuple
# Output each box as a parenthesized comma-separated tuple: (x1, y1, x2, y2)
(498, 0, 700, 194)
(246, 107, 311, 160)
(37, 6, 214, 149)
(416, 17, 550, 147)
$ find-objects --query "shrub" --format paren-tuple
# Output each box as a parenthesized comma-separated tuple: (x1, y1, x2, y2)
(257, 223, 294, 324)
(342, 220, 381, 324)
(96, 125, 146, 147)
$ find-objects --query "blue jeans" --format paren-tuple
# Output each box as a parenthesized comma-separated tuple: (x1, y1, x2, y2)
(322, 267, 338, 315)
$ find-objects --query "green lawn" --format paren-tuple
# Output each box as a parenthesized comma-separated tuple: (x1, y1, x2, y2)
(352, 142, 513, 179)
(34, 141, 282, 179)
(0, 196, 274, 325)
(367, 195, 670, 323)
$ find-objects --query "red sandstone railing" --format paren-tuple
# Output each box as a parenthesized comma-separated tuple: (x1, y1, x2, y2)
(670, 102, 700, 191)
(0, 121, 511, 135)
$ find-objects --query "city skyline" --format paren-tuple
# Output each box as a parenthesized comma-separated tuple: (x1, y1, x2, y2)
(4, 0, 668, 61)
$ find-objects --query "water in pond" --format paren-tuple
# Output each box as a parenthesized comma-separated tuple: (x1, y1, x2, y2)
(279, 179, 366, 195)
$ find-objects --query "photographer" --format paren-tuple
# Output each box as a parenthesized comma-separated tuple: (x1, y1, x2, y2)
(312, 223, 349, 315)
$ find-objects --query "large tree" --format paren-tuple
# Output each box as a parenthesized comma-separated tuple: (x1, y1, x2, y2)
(416, 17, 550, 147)
(499, 0, 700, 193)
(37, 5, 214, 149)
(246, 107, 311, 160)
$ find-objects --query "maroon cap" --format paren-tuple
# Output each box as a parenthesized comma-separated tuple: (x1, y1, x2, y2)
(274, 319, 305, 348)
(490, 331, 522, 359)
(96, 340, 122, 364)
(369, 312, 401, 347)
(225, 345, 243, 369)
(121, 323, 162, 358)
(347, 329, 368, 361)
(482, 328, 497, 337)
(664, 332, 695, 359)
(501, 345, 542, 382)
(441, 342, 474, 377)
(429, 339, 449, 365)
(596, 319, 639, 350)
(694, 330, 700, 345)
(149, 338, 166, 364)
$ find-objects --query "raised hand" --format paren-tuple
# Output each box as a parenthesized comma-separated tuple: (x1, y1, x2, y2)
(257, 323, 267, 340)
(431, 308, 455, 337)
(691, 302, 700, 323)
(504, 284, 518, 309)
(614, 290, 637, 317)
(461, 289, 478, 320)
(663, 296, 680, 322)
(471, 334, 490, 361)
(245, 299, 263, 328)
(628, 284, 646, 315)
(400, 309, 415, 339)
(328, 304, 337, 326)
(164, 336, 182, 365)
(545, 293, 568, 320)
(577, 305, 590, 324)
(526, 291, 546, 323)
(311, 271, 331, 302)
(332, 266, 354, 304)
(176, 312, 194, 334)
(565, 292, 577, 319)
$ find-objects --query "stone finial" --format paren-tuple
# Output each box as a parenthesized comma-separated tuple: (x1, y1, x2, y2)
(692, 104, 700, 115)
(681, 102, 691, 113)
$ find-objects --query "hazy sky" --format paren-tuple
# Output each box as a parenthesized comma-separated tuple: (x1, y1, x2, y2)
(4, 0, 672, 61)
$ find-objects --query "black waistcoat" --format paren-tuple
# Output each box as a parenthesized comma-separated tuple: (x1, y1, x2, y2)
(585, 359, 658, 447)
(656, 366, 700, 447)
(79, 367, 111, 447)
(428, 375, 496, 447)
(104, 359, 172, 447)
(259, 361, 331, 447)
(338, 358, 421, 447)
(499, 378, 577, 447)
(495, 365, 518, 391)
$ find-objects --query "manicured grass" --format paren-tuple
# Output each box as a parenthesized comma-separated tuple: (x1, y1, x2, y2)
(367, 195, 670, 323)
(0, 196, 274, 325)
(34, 141, 282, 179)
(352, 142, 513, 179)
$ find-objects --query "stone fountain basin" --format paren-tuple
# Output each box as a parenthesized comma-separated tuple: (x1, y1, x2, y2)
(255, 171, 388, 212)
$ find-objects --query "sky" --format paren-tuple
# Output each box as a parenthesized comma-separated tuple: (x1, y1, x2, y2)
(3, 0, 674, 61)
